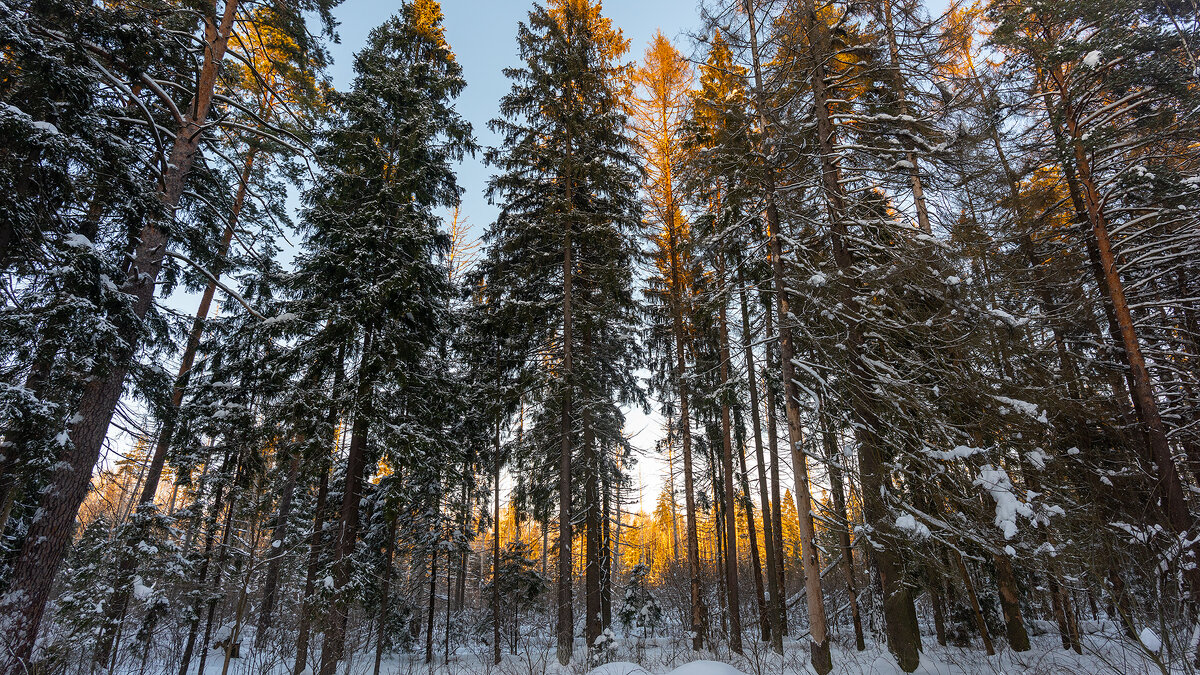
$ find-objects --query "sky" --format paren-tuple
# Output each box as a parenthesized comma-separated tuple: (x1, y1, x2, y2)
(320, 0, 703, 510)
(324, 0, 700, 232)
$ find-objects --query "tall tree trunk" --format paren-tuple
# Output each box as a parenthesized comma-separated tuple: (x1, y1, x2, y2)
(734, 404, 768, 645)
(0, 5, 240, 669)
(373, 516, 397, 675)
(601, 462, 613, 630)
(744, 2, 831, 669)
(318, 328, 376, 675)
(294, 365, 342, 675)
(585, 354, 602, 650)
(822, 417, 865, 651)
(492, 420, 502, 666)
(557, 198, 575, 665)
(665, 209, 706, 652)
(762, 296, 788, 637)
(255, 452, 301, 648)
(737, 265, 781, 651)
(425, 545, 438, 664)
(1043, 64, 1196, 594)
(716, 254, 743, 654)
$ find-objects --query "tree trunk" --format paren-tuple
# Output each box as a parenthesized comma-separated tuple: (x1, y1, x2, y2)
(585, 363, 602, 650)
(557, 187, 575, 665)
(665, 203, 706, 653)
(716, 256, 743, 654)
(955, 550, 995, 656)
(294, 365, 342, 675)
(737, 264, 781, 651)
(763, 298, 788, 637)
(743, 1, 832, 663)
(993, 552, 1030, 651)
(734, 404, 768, 645)
(195, 460, 243, 675)
(792, 0, 921, 667)
(176, 451, 234, 675)
(373, 516, 397, 675)
(318, 328, 376, 675)
(256, 452, 301, 648)
(0, 6, 240, 669)
(822, 418, 865, 651)
(601, 464, 613, 630)
(1044, 65, 1196, 592)
(425, 546, 438, 664)
(492, 420, 502, 666)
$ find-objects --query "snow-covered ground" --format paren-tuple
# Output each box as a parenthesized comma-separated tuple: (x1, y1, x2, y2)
(146, 626, 1173, 675)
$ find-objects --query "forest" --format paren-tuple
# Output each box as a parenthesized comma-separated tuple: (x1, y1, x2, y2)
(1, 0, 1198, 673)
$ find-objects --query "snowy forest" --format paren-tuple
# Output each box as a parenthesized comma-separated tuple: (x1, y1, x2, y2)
(1, 0, 1199, 673)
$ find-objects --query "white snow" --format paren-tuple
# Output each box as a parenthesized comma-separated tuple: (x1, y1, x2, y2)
(589, 661, 651, 675)
(974, 465, 1033, 539)
(895, 514, 931, 539)
(666, 662, 748, 675)
(261, 312, 298, 326)
(926, 444, 983, 461)
(994, 395, 1048, 422)
(63, 233, 94, 250)
(1083, 50, 1103, 67)
(1025, 448, 1049, 470)
(131, 576, 153, 601)
(1138, 627, 1161, 653)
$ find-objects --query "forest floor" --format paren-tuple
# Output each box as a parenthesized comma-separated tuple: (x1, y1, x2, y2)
(149, 619, 1173, 675)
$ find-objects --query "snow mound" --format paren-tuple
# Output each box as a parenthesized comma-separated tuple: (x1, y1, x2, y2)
(587, 663, 650, 675)
(667, 662, 749, 675)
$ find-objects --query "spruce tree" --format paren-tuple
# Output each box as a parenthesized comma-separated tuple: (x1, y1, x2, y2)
(287, 2, 473, 671)
(480, 0, 642, 663)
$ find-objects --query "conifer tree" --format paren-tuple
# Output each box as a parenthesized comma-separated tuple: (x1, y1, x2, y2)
(288, 2, 473, 671)
(481, 0, 641, 663)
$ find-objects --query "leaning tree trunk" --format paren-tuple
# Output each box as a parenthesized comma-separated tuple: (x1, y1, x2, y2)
(0, 5, 240, 670)
(795, 0, 922, 667)
(1042, 63, 1198, 599)
(744, 1, 832, 670)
